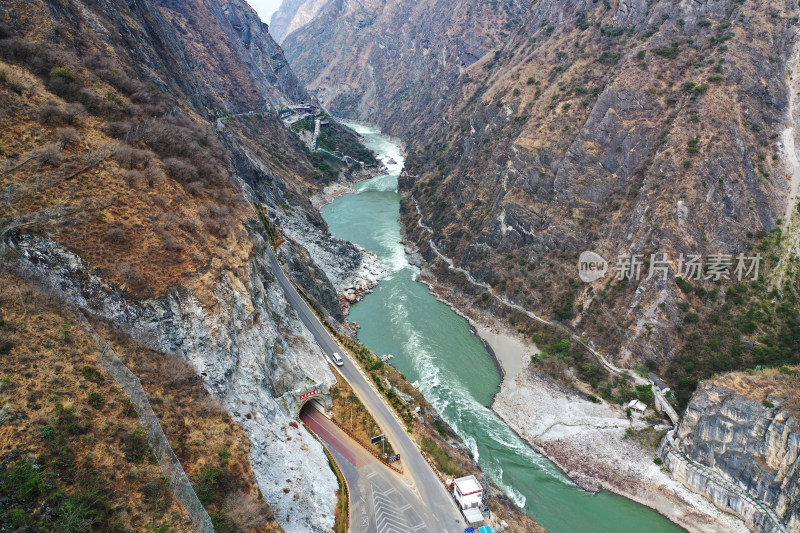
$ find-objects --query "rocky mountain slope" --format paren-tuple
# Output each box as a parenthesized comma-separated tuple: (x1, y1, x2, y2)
(0, 0, 380, 531)
(284, 0, 799, 387)
(269, 0, 329, 45)
(661, 369, 800, 533)
(281, 0, 527, 134)
(400, 0, 797, 374)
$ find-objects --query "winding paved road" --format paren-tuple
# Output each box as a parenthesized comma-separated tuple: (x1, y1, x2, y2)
(266, 244, 466, 532)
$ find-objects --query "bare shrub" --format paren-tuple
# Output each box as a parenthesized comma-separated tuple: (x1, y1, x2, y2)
(130, 89, 155, 106)
(106, 227, 126, 243)
(151, 195, 168, 210)
(163, 157, 198, 183)
(205, 215, 232, 238)
(160, 355, 197, 387)
(124, 102, 143, 118)
(162, 212, 180, 229)
(179, 217, 201, 234)
(57, 127, 80, 145)
(98, 68, 142, 95)
(123, 169, 143, 187)
(186, 181, 205, 196)
(197, 393, 226, 416)
(39, 144, 64, 166)
(161, 233, 183, 251)
(105, 121, 132, 139)
(144, 163, 166, 187)
(37, 101, 66, 125)
(118, 262, 143, 288)
(225, 490, 273, 529)
(142, 114, 226, 183)
(8, 76, 29, 96)
(76, 87, 99, 110)
(129, 148, 154, 167)
(0, 37, 34, 62)
(64, 102, 87, 125)
(114, 144, 154, 169)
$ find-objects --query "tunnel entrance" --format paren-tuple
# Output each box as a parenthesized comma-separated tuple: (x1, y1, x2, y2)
(279, 379, 333, 419)
(299, 397, 326, 417)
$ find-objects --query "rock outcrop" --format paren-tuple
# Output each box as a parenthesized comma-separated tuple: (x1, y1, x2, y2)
(0, 0, 372, 529)
(661, 380, 800, 533)
(6, 227, 340, 532)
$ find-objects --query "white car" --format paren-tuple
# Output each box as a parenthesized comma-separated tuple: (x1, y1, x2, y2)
(332, 352, 344, 366)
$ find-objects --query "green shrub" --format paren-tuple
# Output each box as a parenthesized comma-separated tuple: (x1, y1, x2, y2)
(675, 277, 693, 294)
(195, 466, 233, 506)
(105, 91, 123, 105)
(219, 446, 231, 467)
(0, 460, 47, 502)
(87, 391, 104, 408)
(58, 498, 97, 533)
(40, 424, 55, 440)
(50, 67, 76, 83)
(120, 427, 147, 463)
(7, 508, 28, 527)
(142, 478, 170, 512)
(81, 365, 105, 385)
(763, 400, 775, 408)
(684, 312, 700, 324)
(654, 46, 681, 59)
(653, 457, 663, 465)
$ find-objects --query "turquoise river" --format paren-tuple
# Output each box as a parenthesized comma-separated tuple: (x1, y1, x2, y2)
(321, 123, 685, 532)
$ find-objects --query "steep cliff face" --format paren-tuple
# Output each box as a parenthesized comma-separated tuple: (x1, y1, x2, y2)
(6, 231, 340, 531)
(270, 0, 329, 45)
(281, 0, 525, 135)
(0, 1, 375, 530)
(394, 0, 797, 377)
(662, 373, 800, 533)
(157, 0, 308, 110)
(282, 0, 799, 382)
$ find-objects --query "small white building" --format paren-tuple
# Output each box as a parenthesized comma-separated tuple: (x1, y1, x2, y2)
(628, 399, 647, 415)
(453, 475, 483, 510)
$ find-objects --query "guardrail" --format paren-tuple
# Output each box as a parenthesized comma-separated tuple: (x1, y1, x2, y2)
(328, 416, 404, 474)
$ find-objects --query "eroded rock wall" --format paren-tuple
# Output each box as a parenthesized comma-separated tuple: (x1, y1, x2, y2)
(663, 383, 800, 533)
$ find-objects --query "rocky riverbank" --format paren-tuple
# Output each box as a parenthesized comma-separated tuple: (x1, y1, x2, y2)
(494, 368, 748, 533)
(310, 164, 386, 210)
(408, 263, 748, 533)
